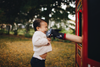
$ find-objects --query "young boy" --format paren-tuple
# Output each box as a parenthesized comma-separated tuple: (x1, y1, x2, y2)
(30, 18, 52, 67)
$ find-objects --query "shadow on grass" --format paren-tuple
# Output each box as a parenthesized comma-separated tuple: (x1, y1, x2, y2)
(0, 35, 30, 42)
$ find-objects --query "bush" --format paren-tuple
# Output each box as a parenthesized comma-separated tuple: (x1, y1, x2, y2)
(51, 37, 71, 43)
(0, 29, 4, 34)
(60, 29, 73, 34)
(0, 29, 8, 34)
(14, 30, 18, 35)
(24, 33, 32, 38)
(63, 40, 71, 43)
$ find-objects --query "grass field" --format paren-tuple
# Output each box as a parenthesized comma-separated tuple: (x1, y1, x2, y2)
(0, 35, 75, 67)
(9, 29, 35, 36)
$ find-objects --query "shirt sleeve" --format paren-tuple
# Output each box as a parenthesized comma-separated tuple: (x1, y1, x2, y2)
(32, 32, 49, 47)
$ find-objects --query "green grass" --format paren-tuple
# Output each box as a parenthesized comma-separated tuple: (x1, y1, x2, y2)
(0, 28, 72, 43)
(9, 28, 35, 36)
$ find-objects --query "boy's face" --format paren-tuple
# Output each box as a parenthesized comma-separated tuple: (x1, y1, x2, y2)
(37, 21, 48, 34)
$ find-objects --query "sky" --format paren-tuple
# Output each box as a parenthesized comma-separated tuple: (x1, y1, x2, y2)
(61, 2, 75, 21)
(37, 2, 76, 21)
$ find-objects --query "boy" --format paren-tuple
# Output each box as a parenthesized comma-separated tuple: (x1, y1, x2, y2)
(30, 19, 52, 67)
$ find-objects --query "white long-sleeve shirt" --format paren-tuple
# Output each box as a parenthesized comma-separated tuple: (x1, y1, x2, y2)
(32, 31, 52, 60)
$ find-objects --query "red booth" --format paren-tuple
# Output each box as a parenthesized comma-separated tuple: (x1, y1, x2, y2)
(75, 0, 100, 67)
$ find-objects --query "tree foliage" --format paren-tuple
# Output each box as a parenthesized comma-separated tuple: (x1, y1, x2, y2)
(0, 0, 75, 24)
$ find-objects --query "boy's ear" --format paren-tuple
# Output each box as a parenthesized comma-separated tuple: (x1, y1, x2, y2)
(36, 27, 39, 30)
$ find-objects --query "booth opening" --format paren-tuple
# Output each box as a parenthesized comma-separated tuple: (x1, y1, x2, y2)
(88, 0, 100, 62)
(79, 12, 82, 37)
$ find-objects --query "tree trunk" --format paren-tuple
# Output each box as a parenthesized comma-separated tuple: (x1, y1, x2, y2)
(6, 25, 10, 35)
(26, 23, 30, 34)
(13, 23, 18, 35)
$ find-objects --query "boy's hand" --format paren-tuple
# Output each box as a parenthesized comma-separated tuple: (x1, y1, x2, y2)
(47, 38, 51, 45)
(47, 37, 51, 42)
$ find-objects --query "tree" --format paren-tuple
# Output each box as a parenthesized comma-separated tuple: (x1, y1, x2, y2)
(0, 0, 75, 24)
(0, 0, 76, 34)
(0, 9, 6, 24)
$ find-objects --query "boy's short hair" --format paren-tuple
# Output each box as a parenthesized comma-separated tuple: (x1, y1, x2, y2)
(33, 18, 46, 31)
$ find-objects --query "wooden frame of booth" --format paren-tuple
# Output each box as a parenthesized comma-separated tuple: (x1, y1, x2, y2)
(75, 0, 100, 67)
